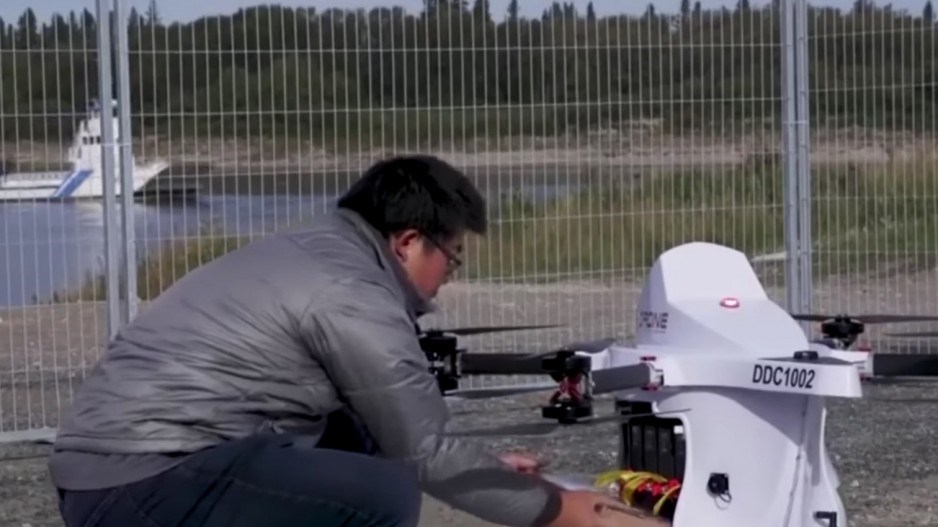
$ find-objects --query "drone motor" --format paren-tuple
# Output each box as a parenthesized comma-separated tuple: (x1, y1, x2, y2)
(540, 351, 594, 424)
(818, 316, 865, 349)
(419, 330, 462, 393)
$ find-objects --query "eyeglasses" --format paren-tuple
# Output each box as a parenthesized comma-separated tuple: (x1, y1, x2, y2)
(422, 233, 463, 272)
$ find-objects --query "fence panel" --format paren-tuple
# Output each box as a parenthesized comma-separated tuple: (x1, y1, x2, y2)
(0, 1, 110, 441)
(0, 0, 797, 440)
(805, 1, 938, 352)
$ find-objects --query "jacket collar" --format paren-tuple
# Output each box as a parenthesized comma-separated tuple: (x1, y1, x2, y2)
(334, 208, 436, 320)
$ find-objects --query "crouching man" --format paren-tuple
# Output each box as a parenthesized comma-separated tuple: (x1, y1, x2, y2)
(49, 155, 663, 527)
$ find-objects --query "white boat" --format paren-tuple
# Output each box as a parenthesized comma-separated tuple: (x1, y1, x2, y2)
(0, 100, 195, 202)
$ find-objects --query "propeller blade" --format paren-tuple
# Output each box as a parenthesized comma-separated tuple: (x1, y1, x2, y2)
(421, 324, 563, 336)
(458, 338, 618, 375)
(519, 337, 619, 360)
(854, 315, 938, 323)
(790, 314, 837, 322)
(443, 383, 559, 400)
(559, 337, 619, 353)
(791, 313, 938, 324)
(447, 408, 691, 438)
(447, 413, 623, 437)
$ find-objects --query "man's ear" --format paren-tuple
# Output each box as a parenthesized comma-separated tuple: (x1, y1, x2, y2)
(389, 229, 422, 261)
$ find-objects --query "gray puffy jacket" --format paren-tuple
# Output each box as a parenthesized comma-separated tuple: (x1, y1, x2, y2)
(52, 208, 560, 526)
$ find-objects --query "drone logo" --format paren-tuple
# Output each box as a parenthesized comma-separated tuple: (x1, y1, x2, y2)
(638, 310, 669, 331)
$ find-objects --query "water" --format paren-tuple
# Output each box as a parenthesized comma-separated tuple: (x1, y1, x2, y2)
(0, 179, 581, 309)
(0, 193, 343, 308)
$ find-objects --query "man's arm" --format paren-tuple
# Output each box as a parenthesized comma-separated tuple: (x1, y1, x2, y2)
(301, 278, 562, 527)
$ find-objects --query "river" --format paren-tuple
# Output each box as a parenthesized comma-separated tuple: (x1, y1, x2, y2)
(1, 170, 588, 308)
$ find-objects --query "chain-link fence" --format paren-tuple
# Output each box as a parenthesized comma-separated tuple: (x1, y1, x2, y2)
(1, 0, 935, 442)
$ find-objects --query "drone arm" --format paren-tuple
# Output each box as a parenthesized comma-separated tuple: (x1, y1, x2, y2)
(590, 363, 659, 394)
(458, 352, 550, 375)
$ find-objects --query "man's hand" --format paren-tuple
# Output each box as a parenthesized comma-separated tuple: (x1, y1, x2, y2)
(546, 490, 670, 527)
(498, 451, 544, 474)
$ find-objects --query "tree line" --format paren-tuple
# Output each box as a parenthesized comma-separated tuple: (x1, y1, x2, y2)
(1, 0, 936, 146)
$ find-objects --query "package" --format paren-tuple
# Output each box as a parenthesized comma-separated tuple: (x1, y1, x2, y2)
(594, 469, 681, 520)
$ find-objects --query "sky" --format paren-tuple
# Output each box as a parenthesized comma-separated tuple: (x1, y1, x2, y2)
(0, 0, 930, 25)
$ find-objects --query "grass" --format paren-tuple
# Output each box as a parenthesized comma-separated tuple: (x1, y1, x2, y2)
(464, 156, 938, 282)
(60, 156, 938, 302)
(56, 233, 250, 303)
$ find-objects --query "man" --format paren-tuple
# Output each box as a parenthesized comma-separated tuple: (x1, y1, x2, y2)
(49, 155, 658, 527)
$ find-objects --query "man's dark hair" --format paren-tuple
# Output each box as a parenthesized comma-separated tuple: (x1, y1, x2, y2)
(337, 154, 487, 241)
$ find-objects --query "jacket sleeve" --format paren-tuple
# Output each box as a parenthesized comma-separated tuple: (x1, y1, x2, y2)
(302, 278, 562, 527)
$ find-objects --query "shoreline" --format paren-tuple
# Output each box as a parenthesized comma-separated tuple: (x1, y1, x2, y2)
(3, 129, 937, 175)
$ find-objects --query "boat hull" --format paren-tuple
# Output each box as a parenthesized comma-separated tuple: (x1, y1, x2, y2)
(1, 99, 195, 203)
(0, 162, 192, 203)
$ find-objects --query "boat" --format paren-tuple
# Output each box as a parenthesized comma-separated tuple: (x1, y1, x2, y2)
(0, 100, 197, 202)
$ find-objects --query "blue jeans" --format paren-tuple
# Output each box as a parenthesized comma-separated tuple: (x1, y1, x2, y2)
(57, 430, 422, 527)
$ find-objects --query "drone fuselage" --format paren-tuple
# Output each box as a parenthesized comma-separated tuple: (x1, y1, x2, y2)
(585, 343, 852, 527)
(577, 242, 863, 526)
(434, 241, 869, 525)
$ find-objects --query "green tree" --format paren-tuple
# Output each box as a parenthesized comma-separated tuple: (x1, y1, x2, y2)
(0, 3, 935, 145)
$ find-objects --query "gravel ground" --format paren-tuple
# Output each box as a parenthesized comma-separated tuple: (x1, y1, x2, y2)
(3, 268, 938, 526)
(2, 381, 938, 527)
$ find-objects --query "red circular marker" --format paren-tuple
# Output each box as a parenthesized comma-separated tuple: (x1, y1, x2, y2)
(720, 297, 740, 308)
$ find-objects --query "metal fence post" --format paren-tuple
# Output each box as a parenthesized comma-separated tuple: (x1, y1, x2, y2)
(794, 0, 813, 318)
(781, 0, 812, 330)
(113, 0, 138, 324)
(780, 0, 801, 316)
(96, 0, 121, 340)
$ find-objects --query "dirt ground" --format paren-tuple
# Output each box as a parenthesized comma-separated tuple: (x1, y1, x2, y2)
(3, 266, 938, 526)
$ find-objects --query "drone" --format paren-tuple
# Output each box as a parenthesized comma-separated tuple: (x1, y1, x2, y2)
(416, 241, 938, 527)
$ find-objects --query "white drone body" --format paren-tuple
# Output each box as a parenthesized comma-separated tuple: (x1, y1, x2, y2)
(579, 242, 863, 527)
